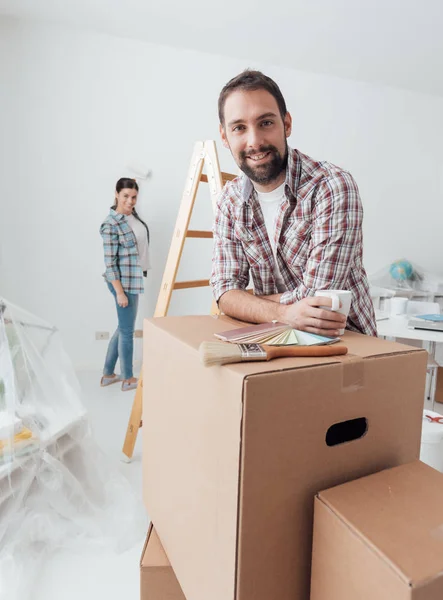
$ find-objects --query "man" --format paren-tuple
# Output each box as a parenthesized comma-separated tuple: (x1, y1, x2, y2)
(210, 69, 376, 337)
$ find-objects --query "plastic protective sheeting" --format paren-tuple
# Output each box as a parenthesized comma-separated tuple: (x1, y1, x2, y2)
(0, 298, 146, 600)
(370, 259, 443, 296)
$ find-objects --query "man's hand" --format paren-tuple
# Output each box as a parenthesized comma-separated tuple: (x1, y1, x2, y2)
(281, 296, 346, 337)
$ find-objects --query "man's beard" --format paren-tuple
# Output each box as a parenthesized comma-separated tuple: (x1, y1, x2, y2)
(238, 142, 288, 186)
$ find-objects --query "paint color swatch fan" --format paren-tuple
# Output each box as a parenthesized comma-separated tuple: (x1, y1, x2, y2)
(214, 321, 340, 346)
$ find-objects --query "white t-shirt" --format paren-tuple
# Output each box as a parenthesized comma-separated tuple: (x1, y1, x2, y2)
(255, 182, 286, 293)
(126, 214, 151, 272)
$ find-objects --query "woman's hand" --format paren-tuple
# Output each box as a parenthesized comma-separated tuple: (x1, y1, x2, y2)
(117, 292, 128, 308)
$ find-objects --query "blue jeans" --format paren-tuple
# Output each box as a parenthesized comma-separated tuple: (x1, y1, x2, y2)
(103, 282, 139, 380)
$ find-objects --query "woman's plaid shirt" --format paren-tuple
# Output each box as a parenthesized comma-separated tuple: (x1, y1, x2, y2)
(210, 148, 376, 336)
(100, 210, 145, 294)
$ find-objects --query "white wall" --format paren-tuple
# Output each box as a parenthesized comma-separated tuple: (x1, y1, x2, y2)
(1, 16, 443, 368)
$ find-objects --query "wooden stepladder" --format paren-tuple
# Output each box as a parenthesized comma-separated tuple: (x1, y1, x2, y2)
(121, 140, 236, 461)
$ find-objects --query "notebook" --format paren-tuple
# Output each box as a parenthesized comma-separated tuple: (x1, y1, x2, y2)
(214, 321, 340, 346)
(408, 314, 443, 332)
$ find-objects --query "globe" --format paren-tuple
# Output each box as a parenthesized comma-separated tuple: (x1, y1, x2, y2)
(389, 259, 414, 281)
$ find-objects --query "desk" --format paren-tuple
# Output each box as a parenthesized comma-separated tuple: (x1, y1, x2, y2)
(377, 314, 443, 409)
(377, 314, 443, 358)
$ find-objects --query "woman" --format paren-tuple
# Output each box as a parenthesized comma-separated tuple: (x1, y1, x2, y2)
(99, 178, 150, 391)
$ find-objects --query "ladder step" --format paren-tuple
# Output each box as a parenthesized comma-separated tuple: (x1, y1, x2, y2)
(222, 172, 237, 182)
(200, 172, 236, 184)
(186, 230, 213, 239)
(173, 279, 210, 290)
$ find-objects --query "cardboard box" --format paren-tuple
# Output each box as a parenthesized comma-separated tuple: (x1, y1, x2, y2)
(140, 523, 186, 600)
(311, 460, 443, 600)
(434, 366, 443, 404)
(143, 315, 428, 600)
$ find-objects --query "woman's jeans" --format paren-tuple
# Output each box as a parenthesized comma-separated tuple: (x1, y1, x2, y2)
(103, 282, 139, 380)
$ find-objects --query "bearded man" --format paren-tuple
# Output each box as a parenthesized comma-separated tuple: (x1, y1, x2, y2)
(211, 69, 376, 337)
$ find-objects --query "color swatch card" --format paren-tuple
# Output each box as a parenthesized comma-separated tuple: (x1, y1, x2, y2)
(214, 322, 340, 346)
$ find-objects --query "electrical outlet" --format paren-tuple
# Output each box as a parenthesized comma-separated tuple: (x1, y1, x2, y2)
(134, 329, 143, 338)
(95, 331, 109, 341)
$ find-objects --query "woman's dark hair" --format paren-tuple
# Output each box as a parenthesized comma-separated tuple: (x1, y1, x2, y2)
(112, 177, 150, 243)
(116, 177, 139, 194)
(218, 69, 287, 126)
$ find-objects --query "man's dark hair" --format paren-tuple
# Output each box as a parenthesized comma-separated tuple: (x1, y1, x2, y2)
(218, 69, 287, 126)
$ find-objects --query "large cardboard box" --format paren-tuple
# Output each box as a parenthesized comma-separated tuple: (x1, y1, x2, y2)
(311, 460, 443, 600)
(143, 315, 428, 600)
(140, 523, 186, 600)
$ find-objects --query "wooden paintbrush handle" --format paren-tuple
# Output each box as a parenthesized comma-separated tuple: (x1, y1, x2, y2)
(263, 345, 348, 360)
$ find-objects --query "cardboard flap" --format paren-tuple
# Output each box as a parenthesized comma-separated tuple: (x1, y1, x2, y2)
(145, 316, 426, 379)
(141, 524, 171, 568)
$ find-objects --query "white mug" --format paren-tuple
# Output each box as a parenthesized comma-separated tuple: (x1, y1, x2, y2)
(390, 296, 408, 317)
(314, 290, 352, 336)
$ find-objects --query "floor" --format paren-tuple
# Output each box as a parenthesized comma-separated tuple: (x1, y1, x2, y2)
(34, 370, 148, 600)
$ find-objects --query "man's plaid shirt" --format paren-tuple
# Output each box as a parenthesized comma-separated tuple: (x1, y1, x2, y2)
(211, 147, 376, 336)
(100, 209, 145, 294)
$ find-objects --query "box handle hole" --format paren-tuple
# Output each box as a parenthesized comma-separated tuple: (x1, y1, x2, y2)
(326, 417, 367, 447)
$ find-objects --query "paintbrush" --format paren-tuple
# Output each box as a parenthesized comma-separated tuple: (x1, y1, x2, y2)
(200, 341, 348, 367)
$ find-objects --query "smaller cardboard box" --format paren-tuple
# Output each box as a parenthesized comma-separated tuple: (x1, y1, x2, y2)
(311, 460, 443, 600)
(141, 524, 186, 600)
(434, 367, 443, 404)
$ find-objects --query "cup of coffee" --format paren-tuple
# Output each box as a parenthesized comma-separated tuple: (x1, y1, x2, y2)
(390, 296, 408, 317)
(314, 290, 352, 336)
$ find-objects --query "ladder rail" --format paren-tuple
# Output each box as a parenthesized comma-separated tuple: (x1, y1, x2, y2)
(154, 142, 206, 318)
(121, 140, 235, 461)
